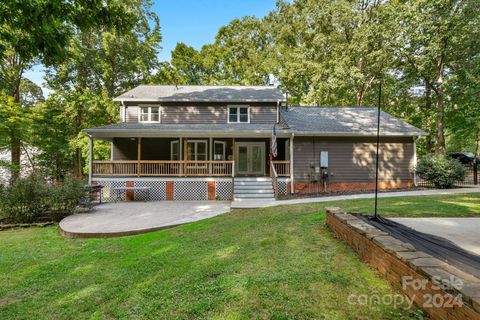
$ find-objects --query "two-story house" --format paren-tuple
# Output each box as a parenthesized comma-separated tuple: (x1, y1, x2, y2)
(84, 85, 425, 201)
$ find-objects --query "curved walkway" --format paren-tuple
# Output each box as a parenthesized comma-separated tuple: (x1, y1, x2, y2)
(231, 187, 480, 208)
(60, 201, 230, 238)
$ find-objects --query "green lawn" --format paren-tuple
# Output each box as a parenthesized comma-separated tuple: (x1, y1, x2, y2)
(1, 194, 479, 319)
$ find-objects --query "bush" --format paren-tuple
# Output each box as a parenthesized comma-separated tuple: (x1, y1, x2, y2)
(415, 156, 466, 189)
(0, 175, 86, 224)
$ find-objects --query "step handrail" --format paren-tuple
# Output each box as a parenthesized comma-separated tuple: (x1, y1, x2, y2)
(270, 161, 279, 199)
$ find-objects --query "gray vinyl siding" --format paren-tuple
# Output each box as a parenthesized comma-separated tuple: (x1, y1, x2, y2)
(293, 137, 414, 183)
(112, 137, 177, 161)
(126, 106, 138, 122)
(121, 102, 277, 124)
(249, 106, 277, 124)
(161, 106, 227, 124)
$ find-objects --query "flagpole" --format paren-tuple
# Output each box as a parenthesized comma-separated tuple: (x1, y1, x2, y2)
(374, 80, 382, 219)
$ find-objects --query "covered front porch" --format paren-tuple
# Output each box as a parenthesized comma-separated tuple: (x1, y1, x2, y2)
(89, 137, 292, 179)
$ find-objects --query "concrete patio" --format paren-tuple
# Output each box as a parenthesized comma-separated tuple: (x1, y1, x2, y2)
(59, 201, 230, 238)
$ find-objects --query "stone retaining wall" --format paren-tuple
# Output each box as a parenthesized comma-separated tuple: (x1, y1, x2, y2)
(326, 207, 480, 320)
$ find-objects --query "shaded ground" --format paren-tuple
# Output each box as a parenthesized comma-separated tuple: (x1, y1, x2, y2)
(3, 193, 480, 319)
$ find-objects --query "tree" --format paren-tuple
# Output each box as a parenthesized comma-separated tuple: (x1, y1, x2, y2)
(0, 0, 135, 182)
(203, 16, 273, 85)
(266, 0, 389, 105)
(0, 0, 135, 65)
(43, 0, 161, 177)
(386, 0, 480, 156)
(154, 17, 272, 86)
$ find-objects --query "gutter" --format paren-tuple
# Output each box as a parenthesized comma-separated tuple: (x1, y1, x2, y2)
(291, 131, 427, 137)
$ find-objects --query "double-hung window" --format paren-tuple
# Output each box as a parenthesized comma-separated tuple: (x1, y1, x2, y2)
(139, 106, 160, 123)
(228, 106, 249, 123)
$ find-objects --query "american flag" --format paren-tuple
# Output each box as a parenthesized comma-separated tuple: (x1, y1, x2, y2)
(270, 125, 277, 158)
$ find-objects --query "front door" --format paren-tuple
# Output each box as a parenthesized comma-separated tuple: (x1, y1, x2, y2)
(236, 142, 265, 175)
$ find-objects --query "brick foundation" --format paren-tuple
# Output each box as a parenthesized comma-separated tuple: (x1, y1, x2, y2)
(125, 181, 135, 201)
(207, 181, 216, 200)
(295, 181, 414, 194)
(165, 181, 174, 200)
(326, 208, 480, 320)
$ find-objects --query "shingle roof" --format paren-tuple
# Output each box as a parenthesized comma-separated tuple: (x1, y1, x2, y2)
(114, 85, 285, 102)
(85, 106, 425, 138)
(84, 122, 290, 138)
(281, 107, 426, 137)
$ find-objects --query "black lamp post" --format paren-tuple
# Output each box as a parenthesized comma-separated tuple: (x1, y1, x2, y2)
(374, 80, 382, 219)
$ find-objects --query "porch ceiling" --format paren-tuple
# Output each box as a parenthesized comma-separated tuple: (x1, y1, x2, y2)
(84, 123, 292, 139)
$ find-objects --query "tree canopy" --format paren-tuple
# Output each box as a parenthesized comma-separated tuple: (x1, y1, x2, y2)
(1, 0, 479, 181)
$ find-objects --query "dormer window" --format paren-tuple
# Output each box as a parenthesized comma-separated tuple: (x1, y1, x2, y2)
(228, 106, 249, 123)
(139, 106, 160, 123)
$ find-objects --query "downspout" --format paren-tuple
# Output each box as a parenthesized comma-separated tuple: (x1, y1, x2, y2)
(276, 100, 280, 123)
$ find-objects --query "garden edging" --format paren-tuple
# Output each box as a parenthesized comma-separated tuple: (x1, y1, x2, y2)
(0, 221, 56, 231)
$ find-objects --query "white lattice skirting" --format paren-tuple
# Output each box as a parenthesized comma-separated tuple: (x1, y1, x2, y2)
(92, 177, 233, 202)
(277, 178, 291, 196)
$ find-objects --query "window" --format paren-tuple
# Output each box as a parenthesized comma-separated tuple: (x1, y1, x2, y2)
(139, 106, 160, 123)
(213, 141, 226, 160)
(228, 106, 249, 123)
(170, 140, 179, 160)
(187, 140, 207, 161)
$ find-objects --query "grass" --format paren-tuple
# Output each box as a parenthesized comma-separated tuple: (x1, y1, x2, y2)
(1, 193, 479, 319)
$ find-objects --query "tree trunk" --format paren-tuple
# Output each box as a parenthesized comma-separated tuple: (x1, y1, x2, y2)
(73, 103, 84, 178)
(9, 75, 22, 184)
(433, 50, 447, 157)
(424, 82, 433, 154)
(356, 84, 365, 106)
(10, 135, 21, 184)
(434, 86, 446, 156)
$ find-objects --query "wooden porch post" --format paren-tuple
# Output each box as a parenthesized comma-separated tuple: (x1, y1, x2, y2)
(232, 137, 235, 177)
(88, 135, 94, 185)
(137, 137, 142, 177)
(290, 134, 294, 194)
(269, 137, 272, 175)
(179, 137, 183, 175)
(209, 137, 213, 174)
(183, 138, 188, 176)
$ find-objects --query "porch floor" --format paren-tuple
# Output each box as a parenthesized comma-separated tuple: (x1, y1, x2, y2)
(59, 201, 230, 238)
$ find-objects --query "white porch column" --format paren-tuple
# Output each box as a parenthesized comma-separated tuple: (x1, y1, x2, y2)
(413, 136, 418, 186)
(88, 135, 94, 185)
(290, 133, 294, 194)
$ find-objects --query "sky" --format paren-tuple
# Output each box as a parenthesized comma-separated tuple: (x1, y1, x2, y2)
(23, 0, 277, 95)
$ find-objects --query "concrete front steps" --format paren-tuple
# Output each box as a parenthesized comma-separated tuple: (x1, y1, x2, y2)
(234, 177, 275, 201)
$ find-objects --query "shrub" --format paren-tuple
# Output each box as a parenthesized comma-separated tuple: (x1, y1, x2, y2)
(0, 175, 86, 224)
(415, 156, 465, 188)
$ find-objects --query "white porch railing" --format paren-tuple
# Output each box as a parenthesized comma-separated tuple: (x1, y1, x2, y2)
(92, 160, 234, 177)
(272, 161, 291, 176)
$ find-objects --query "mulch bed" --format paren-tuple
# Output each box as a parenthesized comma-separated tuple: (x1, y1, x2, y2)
(278, 187, 428, 200)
